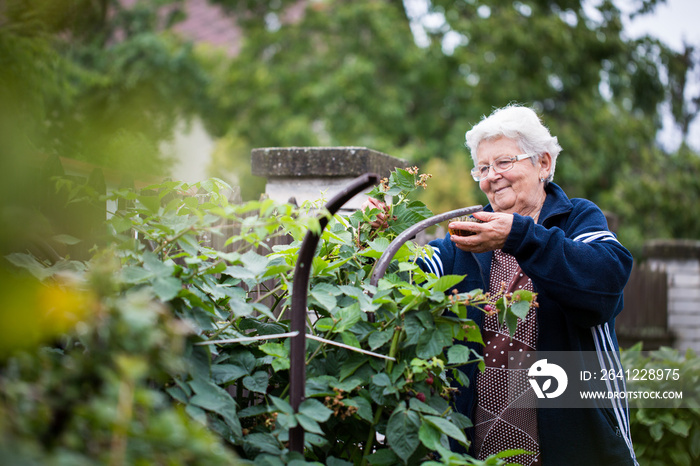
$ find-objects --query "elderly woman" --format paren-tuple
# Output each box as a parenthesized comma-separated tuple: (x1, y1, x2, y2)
(366, 105, 636, 465)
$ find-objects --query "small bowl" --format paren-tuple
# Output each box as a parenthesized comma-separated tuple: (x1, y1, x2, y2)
(448, 215, 484, 237)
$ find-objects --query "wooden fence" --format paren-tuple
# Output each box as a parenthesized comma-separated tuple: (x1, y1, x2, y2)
(617, 262, 673, 349)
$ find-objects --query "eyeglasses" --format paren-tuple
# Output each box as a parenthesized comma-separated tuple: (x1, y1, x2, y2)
(470, 153, 537, 182)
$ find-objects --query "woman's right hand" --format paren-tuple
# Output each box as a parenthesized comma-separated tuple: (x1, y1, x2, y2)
(360, 197, 387, 229)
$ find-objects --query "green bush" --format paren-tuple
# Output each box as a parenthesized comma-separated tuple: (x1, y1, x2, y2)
(621, 344, 700, 466)
(1, 170, 534, 465)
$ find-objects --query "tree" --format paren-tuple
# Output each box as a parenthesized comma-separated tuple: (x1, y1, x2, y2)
(0, 0, 212, 257)
(1, 0, 210, 176)
(204, 0, 699, 253)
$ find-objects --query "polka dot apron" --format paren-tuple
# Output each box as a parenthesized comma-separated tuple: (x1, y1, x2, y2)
(473, 249, 541, 466)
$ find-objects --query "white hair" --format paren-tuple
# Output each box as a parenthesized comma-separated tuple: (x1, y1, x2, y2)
(465, 105, 562, 184)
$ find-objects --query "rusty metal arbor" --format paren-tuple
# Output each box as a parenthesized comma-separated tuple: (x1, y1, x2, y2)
(288, 167, 481, 452)
(369, 205, 482, 287)
(289, 172, 380, 452)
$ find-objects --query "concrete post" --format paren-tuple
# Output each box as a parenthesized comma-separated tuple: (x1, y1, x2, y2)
(251, 146, 407, 213)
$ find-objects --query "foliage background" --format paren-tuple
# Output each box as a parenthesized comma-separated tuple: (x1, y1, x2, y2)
(1, 0, 699, 258)
(1, 1, 700, 462)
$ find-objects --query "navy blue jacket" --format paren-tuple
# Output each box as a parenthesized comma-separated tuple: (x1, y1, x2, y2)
(421, 183, 638, 466)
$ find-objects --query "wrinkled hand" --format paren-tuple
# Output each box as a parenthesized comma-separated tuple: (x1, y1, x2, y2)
(448, 211, 514, 253)
(360, 197, 388, 229)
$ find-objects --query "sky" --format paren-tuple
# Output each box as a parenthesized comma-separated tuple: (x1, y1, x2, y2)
(619, 0, 700, 52)
(617, 0, 700, 151)
(405, 0, 700, 151)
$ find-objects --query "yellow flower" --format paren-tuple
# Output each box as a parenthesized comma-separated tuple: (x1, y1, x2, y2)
(0, 269, 95, 356)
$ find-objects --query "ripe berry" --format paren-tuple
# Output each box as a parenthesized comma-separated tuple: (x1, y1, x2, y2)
(416, 392, 426, 402)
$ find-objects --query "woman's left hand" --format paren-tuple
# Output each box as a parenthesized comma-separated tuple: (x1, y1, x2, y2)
(448, 211, 514, 253)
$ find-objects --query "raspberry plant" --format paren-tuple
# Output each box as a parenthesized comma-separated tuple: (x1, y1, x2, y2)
(1, 169, 535, 465)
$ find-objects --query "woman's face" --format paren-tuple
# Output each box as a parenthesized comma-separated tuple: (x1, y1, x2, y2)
(476, 137, 551, 216)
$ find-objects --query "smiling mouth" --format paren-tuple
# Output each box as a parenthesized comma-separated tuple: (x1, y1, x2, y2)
(494, 186, 510, 194)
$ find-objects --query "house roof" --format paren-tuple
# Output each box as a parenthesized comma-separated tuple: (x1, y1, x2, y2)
(120, 0, 242, 56)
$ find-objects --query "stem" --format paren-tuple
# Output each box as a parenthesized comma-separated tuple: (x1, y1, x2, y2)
(152, 226, 195, 256)
(253, 283, 285, 306)
(306, 319, 338, 364)
(362, 324, 403, 464)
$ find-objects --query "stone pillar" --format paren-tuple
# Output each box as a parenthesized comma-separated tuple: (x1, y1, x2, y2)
(645, 240, 700, 354)
(251, 147, 407, 213)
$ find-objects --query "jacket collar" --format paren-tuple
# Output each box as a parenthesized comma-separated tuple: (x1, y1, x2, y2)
(474, 183, 573, 290)
(538, 182, 573, 226)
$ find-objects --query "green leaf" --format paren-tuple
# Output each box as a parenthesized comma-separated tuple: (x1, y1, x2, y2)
(668, 419, 691, 437)
(493, 449, 532, 459)
(259, 342, 289, 358)
(311, 287, 338, 312)
(399, 261, 419, 272)
(418, 422, 442, 451)
(510, 300, 530, 320)
(452, 368, 470, 387)
(344, 396, 373, 422)
(368, 237, 390, 253)
(650, 422, 664, 441)
(121, 266, 153, 284)
(368, 329, 394, 350)
(240, 250, 269, 276)
(341, 331, 361, 348)
(271, 357, 290, 372)
(4, 253, 49, 280)
(366, 448, 401, 466)
(109, 215, 133, 234)
(242, 371, 269, 394)
(143, 251, 173, 277)
(393, 168, 416, 190)
(339, 354, 367, 381)
(205, 260, 227, 275)
(372, 373, 391, 387)
(669, 448, 692, 466)
(243, 433, 283, 456)
(223, 265, 256, 280)
(177, 236, 200, 256)
(386, 405, 421, 463)
(299, 398, 333, 422)
(333, 378, 363, 392)
(690, 428, 700, 458)
(504, 309, 519, 338)
(462, 320, 484, 345)
(276, 412, 298, 430)
(269, 396, 294, 415)
(334, 303, 362, 332)
(416, 328, 446, 359)
(314, 317, 335, 332)
(52, 234, 81, 245)
(424, 415, 467, 444)
(312, 256, 330, 274)
(409, 398, 440, 415)
(403, 315, 425, 346)
(326, 458, 353, 466)
(210, 364, 248, 384)
(447, 345, 472, 365)
(188, 377, 241, 436)
(152, 276, 181, 301)
(296, 413, 324, 434)
(450, 412, 473, 430)
(136, 195, 160, 213)
(428, 274, 466, 293)
(166, 385, 188, 404)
